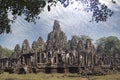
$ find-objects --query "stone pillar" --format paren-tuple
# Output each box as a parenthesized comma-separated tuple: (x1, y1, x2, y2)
(56, 54, 58, 64)
(35, 50, 37, 65)
(40, 53, 42, 63)
(85, 52, 87, 66)
(22, 57, 24, 64)
(28, 56, 31, 66)
(6, 60, 8, 67)
(1, 60, 3, 68)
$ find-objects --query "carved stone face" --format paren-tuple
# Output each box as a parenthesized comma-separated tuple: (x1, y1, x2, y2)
(53, 20, 60, 31)
(70, 36, 79, 50)
(14, 44, 21, 53)
(22, 39, 30, 52)
(37, 37, 43, 45)
(46, 20, 67, 51)
(37, 37, 45, 51)
(77, 40, 83, 50)
(86, 39, 92, 47)
(32, 41, 37, 50)
(22, 42, 27, 50)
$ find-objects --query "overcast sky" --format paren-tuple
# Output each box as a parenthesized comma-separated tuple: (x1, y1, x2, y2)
(0, 0, 120, 50)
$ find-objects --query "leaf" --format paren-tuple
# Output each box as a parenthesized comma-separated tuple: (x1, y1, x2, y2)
(47, 5, 51, 11)
(24, 0, 27, 3)
(41, 1, 46, 7)
(48, 0, 53, 3)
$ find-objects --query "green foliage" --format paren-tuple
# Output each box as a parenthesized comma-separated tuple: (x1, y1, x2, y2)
(0, 73, 119, 80)
(71, 35, 80, 41)
(71, 35, 91, 40)
(79, 35, 92, 44)
(0, 45, 3, 53)
(70, 35, 92, 44)
(0, 0, 115, 34)
(0, 45, 12, 57)
(96, 36, 120, 55)
(0, 10, 11, 34)
(47, 5, 51, 11)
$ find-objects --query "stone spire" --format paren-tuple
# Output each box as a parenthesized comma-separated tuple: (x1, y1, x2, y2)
(53, 20, 61, 32)
(46, 20, 67, 51)
(11, 44, 21, 59)
(70, 36, 79, 50)
(14, 44, 21, 53)
(32, 41, 37, 50)
(22, 39, 30, 54)
(37, 36, 45, 52)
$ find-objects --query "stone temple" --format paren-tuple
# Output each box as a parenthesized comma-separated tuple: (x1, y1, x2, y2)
(0, 20, 120, 75)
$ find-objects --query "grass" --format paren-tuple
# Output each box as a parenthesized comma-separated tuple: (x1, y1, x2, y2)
(0, 73, 119, 80)
(0, 73, 87, 80)
(88, 73, 120, 80)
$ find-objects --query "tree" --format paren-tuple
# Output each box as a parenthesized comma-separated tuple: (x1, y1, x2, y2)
(96, 36, 120, 55)
(0, 45, 2, 53)
(69, 35, 92, 50)
(0, 0, 115, 34)
(0, 45, 12, 57)
(79, 35, 92, 45)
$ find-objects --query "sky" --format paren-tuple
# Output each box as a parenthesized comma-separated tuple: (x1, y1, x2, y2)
(0, 0, 120, 50)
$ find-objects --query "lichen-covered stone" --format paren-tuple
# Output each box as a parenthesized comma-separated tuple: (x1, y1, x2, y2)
(22, 39, 30, 54)
(11, 44, 21, 59)
(37, 37, 45, 52)
(31, 41, 37, 53)
(46, 20, 67, 51)
(70, 36, 79, 50)
(0, 50, 9, 58)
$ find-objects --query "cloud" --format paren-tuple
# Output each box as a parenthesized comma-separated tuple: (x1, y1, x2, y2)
(0, 2, 120, 50)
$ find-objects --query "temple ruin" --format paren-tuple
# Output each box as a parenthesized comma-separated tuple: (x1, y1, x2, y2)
(0, 20, 120, 75)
